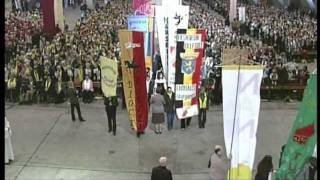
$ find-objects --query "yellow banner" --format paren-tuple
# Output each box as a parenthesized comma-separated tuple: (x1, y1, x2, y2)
(100, 57, 118, 97)
(118, 30, 137, 131)
(54, 0, 64, 31)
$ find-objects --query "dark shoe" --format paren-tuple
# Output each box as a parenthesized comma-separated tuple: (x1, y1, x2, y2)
(108, 129, 112, 133)
(113, 132, 116, 136)
(80, 119, 86, 122)
(137, 132, 141, 138)
(72, 119, 75, 122)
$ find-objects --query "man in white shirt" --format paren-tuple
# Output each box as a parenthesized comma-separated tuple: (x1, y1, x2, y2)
(82, 75, 94, 103)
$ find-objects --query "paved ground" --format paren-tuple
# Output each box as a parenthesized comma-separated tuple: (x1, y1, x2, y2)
(5, 100, 299, 180)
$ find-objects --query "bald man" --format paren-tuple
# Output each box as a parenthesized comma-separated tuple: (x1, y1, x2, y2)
(151, 156, 173, 180)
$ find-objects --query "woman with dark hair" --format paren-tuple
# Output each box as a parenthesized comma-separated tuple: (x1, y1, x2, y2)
(255, 155, 274, 180)
(150, 87, 166, 134)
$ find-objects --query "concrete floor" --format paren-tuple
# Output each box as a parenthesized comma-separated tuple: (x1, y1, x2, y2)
(5, 101, 299, 180)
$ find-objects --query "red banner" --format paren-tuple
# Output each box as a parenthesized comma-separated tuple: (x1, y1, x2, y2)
(174, 29, 206, 119)
(40, 0, 55, 38)
(118, 30, 148, 133)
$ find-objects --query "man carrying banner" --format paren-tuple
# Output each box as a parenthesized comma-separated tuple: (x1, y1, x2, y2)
(180, 117, 192, 130)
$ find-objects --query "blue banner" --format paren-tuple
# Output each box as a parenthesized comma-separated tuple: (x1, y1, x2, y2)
(128, 16, 152, 60)
(127, 16, 149, 32)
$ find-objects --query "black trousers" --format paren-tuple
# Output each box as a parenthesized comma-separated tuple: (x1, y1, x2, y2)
(105, 106, 117, 134)
(181, 117, 191, 129)
(198, 109, 207, 128)
(82, 90, 93, 103)
(71, 103, 83, 121)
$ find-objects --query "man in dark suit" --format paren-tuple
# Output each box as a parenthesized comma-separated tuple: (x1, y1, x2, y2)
(67, 81, 85, 122)
(104, 96, 118, 136)
(151, 156, 173, 180)
(164, 87, 175, 131)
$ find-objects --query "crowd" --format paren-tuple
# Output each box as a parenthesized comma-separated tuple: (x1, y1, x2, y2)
(187, 0, 313, 103)
(5, 0, 130, 104)
(5, 0, 315, 105)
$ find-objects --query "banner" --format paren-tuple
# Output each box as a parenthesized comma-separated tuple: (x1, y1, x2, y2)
(167, 5, 189, 92)
(229, 0, 237, 22)
(155, 5, 168, 82)
(175, 29, 206, 119)
(118, 30, 148, 133)
(54, 0, 64, 31)
(276, 75, 317, 180)
(238, 7, 245, 23)
(128, 16, 150, 32)
(133, 0, 154, 16)
(155, 5, 189, 91)
(222, 65, 263, 180)
(128, 16, 153, 92)
(40, 0, 55, 37)
(127, 16, 153, 64)
(40, 0, 64, 38)
(100, 57, 118, 97)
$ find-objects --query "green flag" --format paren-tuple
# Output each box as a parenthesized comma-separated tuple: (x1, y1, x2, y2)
(276, 74, 317, 180)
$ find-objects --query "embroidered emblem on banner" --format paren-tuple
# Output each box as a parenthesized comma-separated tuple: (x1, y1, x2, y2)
(180, 52, 199, 75)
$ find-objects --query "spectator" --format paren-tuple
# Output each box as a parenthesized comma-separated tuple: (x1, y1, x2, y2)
(208, 145, 231, 180)
(151, 156, 173, 180)
(82, 75, 94, 103)
(164, 87, 175, 131)
(255, 155, 274, 180)
(104, 96, 118, 136)
(150, 87, 166, 134)
(67, 81, 86, 122)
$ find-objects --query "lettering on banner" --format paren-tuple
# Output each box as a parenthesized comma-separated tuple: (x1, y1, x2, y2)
(127, 80, 135, 121)
(239, 73, 260, 95)
(176, 84, 196, 100)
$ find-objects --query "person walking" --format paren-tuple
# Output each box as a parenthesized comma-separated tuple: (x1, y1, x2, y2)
(67, 81, 85, 122)
(164, 87, 175, 131)
(150, 87, 165, 134)
(208, 145, 231, 180)
(151, 156, 173, 180)
(180, 117, 192, 130)
(198, 87, 208, 128)
(104, 96, 118, 136)
(255, 155, 274, 180)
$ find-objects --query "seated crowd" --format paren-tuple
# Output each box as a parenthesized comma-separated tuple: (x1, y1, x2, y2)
(5, 0, 130, 104)
(5, 0, 313, 105)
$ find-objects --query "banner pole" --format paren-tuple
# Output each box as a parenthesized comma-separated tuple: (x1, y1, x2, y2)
(228, 55, 242, 180)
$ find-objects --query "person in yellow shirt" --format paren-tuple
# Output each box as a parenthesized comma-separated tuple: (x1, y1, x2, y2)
(198, 87, 208, 128)
(7, 75, 17, 102)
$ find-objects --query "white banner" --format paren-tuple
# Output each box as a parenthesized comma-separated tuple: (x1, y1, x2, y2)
(238, 7, 246, 23)
(229, 0, 237, 22)
(222, 65, 263, 177)
(176, 104, 198, 119)
(167, 5, 189, 92)
(155, 5, 168, 81)
(175, 84, 196, 100)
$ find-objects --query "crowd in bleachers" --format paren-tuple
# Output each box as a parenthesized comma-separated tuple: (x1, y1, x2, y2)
(187, 0, 314, 103)
(5, 0, 130, 104)
(5, 0, 315, 105)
